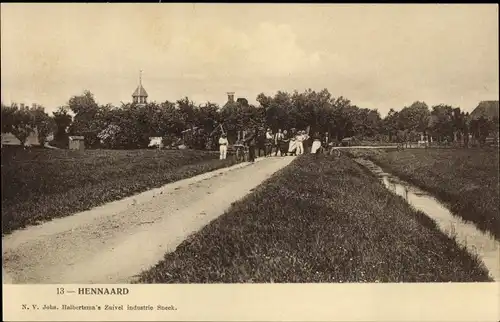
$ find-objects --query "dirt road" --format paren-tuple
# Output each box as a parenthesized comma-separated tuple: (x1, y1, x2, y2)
(2, 156, 295, 284)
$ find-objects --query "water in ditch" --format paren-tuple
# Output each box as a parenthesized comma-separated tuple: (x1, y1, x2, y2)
(355, 158, 500, 281)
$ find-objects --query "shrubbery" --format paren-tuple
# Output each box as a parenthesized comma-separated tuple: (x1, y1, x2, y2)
(2, 89, 497, 150)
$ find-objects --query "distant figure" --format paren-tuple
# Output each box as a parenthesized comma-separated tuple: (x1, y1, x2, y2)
(219, 133, 228, 160)
(311, 132, 322, 154)
(288, 128, 297, 155)
(256, 128, 266, 157)
(322, 132, 332, 154)
(295, 130, 307, 155)
(245, 128, 258, 162)
(274, 129, 284, 156)
(24, 141, 32, 151)
(265, 128, 274, 157)
(303, 131, 311, 153)
(280, 130, 290, 156)
(322, 132, 330, 148)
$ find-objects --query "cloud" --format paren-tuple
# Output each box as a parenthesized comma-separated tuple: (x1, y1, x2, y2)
(144, 21, 325, 80)
(1, 4, 498, 114)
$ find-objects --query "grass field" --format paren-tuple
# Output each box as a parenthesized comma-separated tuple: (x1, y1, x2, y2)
(138, 154, 490, 283)
(349, 148, 500, 240)
(1, 147, 238, 235)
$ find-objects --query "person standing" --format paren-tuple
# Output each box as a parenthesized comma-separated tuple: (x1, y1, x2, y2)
(219, 133, 228, 160)
(280, 130, 290, 156)
(321, 132, 330, 154)
(273, 129, 284, 156)
(311, 132, 322, 154)
(288, 128, 297, 155)
(322, 132, 330, 147)
(245, 128, 258, 162)
(256, 128, 266, 158)
(296, 130, 306, 155)
(265, 128, 274, 157)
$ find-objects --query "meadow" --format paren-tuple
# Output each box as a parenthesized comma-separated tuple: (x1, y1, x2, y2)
(138, 154, 490, 283)
(349, 148, 500, 240)
(1, 147, 238, 235)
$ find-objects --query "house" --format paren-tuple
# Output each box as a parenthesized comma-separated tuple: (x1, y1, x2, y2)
(470, 100, 499, 121)
(222, 92, 237, 109)
(469, 100, 499, 146)
(222, 92, 249, 109)
(1, 128, 40, 147)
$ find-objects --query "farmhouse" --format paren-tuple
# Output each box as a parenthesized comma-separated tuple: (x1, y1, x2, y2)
(469, 100, 499, 146)
(222, 92, 249, 109)
(470, 100, 499, 120)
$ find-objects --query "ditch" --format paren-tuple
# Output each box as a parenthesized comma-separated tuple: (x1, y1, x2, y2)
(355, 158, 500, 282)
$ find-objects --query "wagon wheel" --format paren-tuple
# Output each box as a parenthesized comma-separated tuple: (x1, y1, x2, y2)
(330, 148, 341, 158)
(235, 146, 245, 162)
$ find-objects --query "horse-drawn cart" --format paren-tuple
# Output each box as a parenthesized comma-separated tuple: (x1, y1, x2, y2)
(232, 143, 249, 162)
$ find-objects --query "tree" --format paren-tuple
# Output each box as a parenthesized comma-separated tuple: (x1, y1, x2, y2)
(236, 98, 249, 107)
(1, 103, 36, 146)
(1, 103, 17, 134)
(197, 102, 220, 134)
(152, 101, 186, 137)
(398, 101, 430, 133)
(429, 104, 453, 142)
(382, 109, 399, 142)
(68, 90, 103, 148)
(261, 91, 291, 131)
(52, 107, 73, 146)
(470, 116, 493, 147)
(31, 105, 56, 146)
(97, 124, 121, 149)
(177, 97, 197, 130)
(451, 107, 466, 144)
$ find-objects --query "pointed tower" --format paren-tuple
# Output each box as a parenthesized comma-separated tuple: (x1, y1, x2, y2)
(132, 70, 148, 106)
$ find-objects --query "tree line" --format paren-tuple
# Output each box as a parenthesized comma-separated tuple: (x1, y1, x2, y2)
(1, 88, 497, 149)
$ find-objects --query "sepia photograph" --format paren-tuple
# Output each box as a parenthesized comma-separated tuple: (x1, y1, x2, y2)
(1, 2, 499, 321)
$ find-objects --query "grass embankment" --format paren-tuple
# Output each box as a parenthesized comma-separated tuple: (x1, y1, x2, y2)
(1, 148, 238, 235)
(138, 154, 491, 283)
(350, 148, 500, 240)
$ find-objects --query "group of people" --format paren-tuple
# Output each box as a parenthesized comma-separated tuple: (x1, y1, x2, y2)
(218, 127, 336, 161)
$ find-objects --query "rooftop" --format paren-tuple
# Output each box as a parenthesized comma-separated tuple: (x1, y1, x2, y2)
(470, 100, 499, 121)
(132, 84, 148, 98)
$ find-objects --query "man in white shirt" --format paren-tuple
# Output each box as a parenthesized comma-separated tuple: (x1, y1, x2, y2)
(219, 133, 228, 160)
(265, 128, 273, 157)
(295, 130, 308, 155)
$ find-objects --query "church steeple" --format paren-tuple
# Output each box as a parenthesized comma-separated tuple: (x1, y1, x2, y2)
(132, 70, 148, 105)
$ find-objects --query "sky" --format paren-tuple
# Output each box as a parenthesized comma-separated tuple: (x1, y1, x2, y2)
(1, 3, 498, 117)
